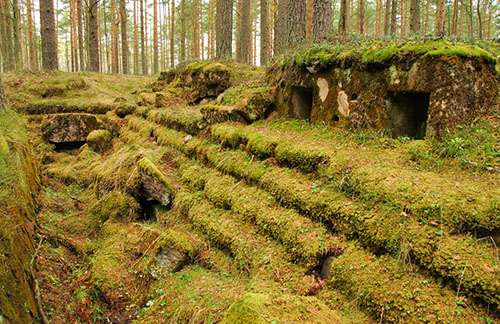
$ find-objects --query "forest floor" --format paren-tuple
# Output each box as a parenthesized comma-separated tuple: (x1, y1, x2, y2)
(2, 56, 500, 323)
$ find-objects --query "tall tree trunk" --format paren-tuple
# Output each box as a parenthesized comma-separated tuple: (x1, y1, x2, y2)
(237, 0, 251, 63)
(70, 0, 77, 71)
(140, 0, 147, 73)
(306, 0, 313, 41)
(153, 0, 159, 73)
(216, 0, 233, 59)
(180, 0, 186, 61)
(358, 0, 365, 34)
(260, 0, 269, 65)
(1, 0, 14, 71)
(12, 0, 22, 69)
(41, 0, 58, 70)
(77, 0, 85, 70)
(111, 0, 119, 73)
(235, 0, 243, 60)
(88, 0, 99, 71)
(120, 0, 129, 74)
(313, 0, 332, 40)
(435, 0, 446, 35)
(134, 0, 139, 73)
(286, 0, 306, 47)
(383, 0, 390, 34)
(0, 75, 7, 112)
(27, 0, 37, 70)
(375, 0, 381, 35)
(400, 0, 406, 35)
(410, 0, 420, 33)
(273, 0, 287, 56)
(390, 0, 397, 35)
(477, 0, 483, 39)
(170, 0, 175, 67)
(339, 0, 348, 34)
(193, 0, 200, 59)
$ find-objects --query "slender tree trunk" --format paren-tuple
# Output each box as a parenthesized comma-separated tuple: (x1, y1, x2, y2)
(27, 0, 37, 70)
(313, 0, 332, 40)
(410, 0, 420, 33)
(180, 0, 186, 61)
(400, 0, 406, 35)
(193, 0, 200, 59)
(170, 0, 175, 66)
(111, 0, 119, 73)
(41, 0, 58, 70)
(435, 0, 446, 35)
(286, 0, 306, 47)
(273, 0, 287, 56)
(88, 0, 99, 71)
(375, 0, 381, 35)
(390, 0, 397, 35)
(216, 0, 233, 59)
(477, 0, 483, 39)
(134, 0, 139, 73)
(153, 0, 159, 72)
(339, 0, 348, 34)
(306, 0, 313, 41)
(383, 0, 390, 34)
(358, 0, 365, 34)
(140, 0, 147, 73)
(260, 0, 269, 65)
(237, 0, 251, 63)
(2, 0, 14, 70)
(120, 0, 129, 74)
(12, 0, 22, 69)
(77, 0, 84, 70)
(0, 75, 7, 112)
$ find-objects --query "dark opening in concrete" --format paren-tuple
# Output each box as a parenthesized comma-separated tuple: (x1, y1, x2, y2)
(138, 198, 157, 221)
(53, 141, 86, 152)
(387, 91, 430, 139)
(291, 87, 313, 120)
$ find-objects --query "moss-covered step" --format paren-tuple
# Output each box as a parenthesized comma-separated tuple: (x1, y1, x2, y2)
(87, 129, 113, 152)
(209, 122, 500, 234)
(90, 221, 197, 307)
(177, 159, 339, 267)
(124, 123, 499, 322)
(145, 107, 206, 135)
(130, 118, 500, 309)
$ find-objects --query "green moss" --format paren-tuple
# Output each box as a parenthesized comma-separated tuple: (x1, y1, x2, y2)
(89, 191, 139, 223)
(137, 157, 174, 193)
(87, 129, 113, 153)
(222, 293, 344, 324)
(289, 39, 497, 69)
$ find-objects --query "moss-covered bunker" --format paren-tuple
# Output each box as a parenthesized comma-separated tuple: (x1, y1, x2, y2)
(271, 40, 499, 138)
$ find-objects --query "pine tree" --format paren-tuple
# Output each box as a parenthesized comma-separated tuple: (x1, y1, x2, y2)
(339, 0, 348, 34)
(120, 0, 129, 74)
(216, 0, 233, 59)
(77, 0, 85, 71)
(313, 0, 332, 40)
(170, 0, 175, 66)
(41, 0, 59, 70)
(180, 0, 186, 61)
(153, 0, 159, 73)
(237, 0, 251, 63)
(410, 0, 420, 33)
(273, 0, 287, 56)
(88, 0, 100, 72)
(260, 0, 269, 65)
(26, 0, 38, 70)
(286, 0, 306, 47)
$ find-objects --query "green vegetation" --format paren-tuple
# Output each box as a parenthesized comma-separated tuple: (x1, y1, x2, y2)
(288, 39, 497, 70)
(87, 129, 113, 152)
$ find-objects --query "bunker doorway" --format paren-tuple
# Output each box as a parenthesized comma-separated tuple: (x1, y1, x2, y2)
(292, 87, 313, 120)
(387, 91, 430, 139)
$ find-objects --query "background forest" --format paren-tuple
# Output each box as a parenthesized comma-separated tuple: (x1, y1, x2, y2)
(0, 0, 499, 73)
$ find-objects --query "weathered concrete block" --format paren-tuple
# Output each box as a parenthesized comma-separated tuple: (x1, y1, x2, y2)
(41, 113, 103, 143)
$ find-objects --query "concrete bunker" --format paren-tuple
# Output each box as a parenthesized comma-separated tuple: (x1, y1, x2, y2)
(291, 87, 313, 120)
(271, 42, 499, 138)
(386, 91, 430, 139)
